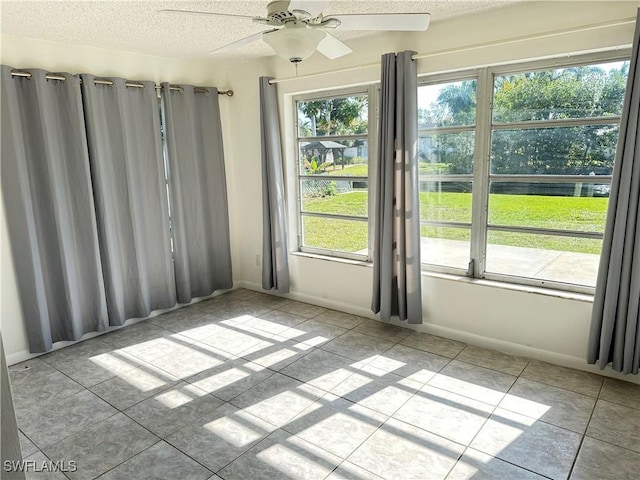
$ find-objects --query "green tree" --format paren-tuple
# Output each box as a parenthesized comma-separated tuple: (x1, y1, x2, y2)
(419, 80, 477, 175)
(491, 64, 627, 175)
(418, 63, 628, 179)
(425, 80, 477, 128)
(298, 96, 368, 136)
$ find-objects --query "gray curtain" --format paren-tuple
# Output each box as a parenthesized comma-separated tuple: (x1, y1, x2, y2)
(372, 51, 422, 324)
(161, 84, 233, 303)
(588, 10, 640, 375)
(1, 333, 24, 479)
(81, 76, 176, 325)
(1, 67, 108, 352)
(259, 77, 290, 293)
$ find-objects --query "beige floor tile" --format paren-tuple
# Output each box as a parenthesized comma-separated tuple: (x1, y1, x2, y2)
(230, 373, 325, 427)
(281, 349, 360, 392)
(19, 390, 117, 448)
(586, 400, 640, 453)
(400, 332, 466, 358)
(393, 385, 494, 445)
(354, 320, 412, 343)
(326, 461, 385, 480)
(218, 429, 341, 480)
(570, 436, 640, 480)
(278, 301, 327, 319)
(42, 413, 158, 480)
(499, 378, 596, 433)
(284, 393, 387, 458)
(124, 382, 224, 438)
(314, 310, 366, 329)
(321, 331, 395, 362)
(97, 441, 211, 480)
(428, 360, 517, 406)
(348, 418, 465, 480)
(455, 345, 529, 376)
(599, 378, 640, 410)
(366, 344, 450, 384)
(331, 365, 422, 416)
(446, 448, 547, 480)
(166, 402, 277, 472)
(521, 361, 603, 397)
(470, 408, 582, 479)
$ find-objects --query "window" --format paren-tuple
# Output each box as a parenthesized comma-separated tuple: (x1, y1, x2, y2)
(418, 53, 629, 292)
(295, 87, 375, 260)
(418, 77, 477, 271)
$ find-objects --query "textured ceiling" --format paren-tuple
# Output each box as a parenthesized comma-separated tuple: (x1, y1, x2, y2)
(1, 1, 520, 62)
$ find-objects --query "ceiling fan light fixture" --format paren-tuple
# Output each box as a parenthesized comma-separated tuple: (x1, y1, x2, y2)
(263, 24, 326, 63)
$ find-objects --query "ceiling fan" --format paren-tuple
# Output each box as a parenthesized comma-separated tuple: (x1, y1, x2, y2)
(159, 1, 430, 63)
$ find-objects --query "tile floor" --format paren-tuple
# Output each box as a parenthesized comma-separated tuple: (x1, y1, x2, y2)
(8, 288, 640, 480)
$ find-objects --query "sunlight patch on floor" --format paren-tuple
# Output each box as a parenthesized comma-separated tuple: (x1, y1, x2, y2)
(89, 351, 138, 373)
(155, 384, 206, 409)
(203, 415, 266, 448)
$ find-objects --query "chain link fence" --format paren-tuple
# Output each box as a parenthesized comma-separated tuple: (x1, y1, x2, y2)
(301, 179, 354, 198)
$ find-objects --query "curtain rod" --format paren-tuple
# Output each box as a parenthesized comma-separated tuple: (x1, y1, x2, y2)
(9, 70, 234, 96)
(269, 16, 636, 85)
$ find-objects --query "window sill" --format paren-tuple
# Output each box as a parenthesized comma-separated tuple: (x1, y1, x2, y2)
(290, 250, 594, 303)
(422, 270, 595, 303)
(291, 250, 372, 268)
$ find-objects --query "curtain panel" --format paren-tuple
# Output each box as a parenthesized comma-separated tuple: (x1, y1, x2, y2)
(588, 9, 640, 375)
(1, 333, 24, 478)
(259, 77, 290, 293)
(81, 76, 176, 325)
(372, 51, 423, 324)
(1, 67, 108, 352)
(161, 84, 233, 303)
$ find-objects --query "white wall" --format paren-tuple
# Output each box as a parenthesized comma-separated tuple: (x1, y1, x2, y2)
(224, 1, 640, 382)
(0, 36, 235, 363)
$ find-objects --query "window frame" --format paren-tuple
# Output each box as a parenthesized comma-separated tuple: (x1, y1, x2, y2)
(293, 85, 378, 261)
(418, 50, 631, 294)
(417, 70, 480, 275)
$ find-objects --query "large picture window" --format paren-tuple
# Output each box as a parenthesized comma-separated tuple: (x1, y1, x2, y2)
(295, 88, 375, 259)
(417, 53, 629, 292)
(292, 52, 629, 293)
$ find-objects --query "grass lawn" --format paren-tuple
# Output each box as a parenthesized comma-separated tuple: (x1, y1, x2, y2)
(326, 164, 368, 176)
(303, 216, 368, 252)
(323, 163, 454, 177)
(303, 191, 368, 216)
(303, 190, 608, 254)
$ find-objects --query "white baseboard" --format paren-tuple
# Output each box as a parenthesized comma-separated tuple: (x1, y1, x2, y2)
(7, 347, 57, 366)
(240, 280, 379, 320)
(239, 280, 639, 384)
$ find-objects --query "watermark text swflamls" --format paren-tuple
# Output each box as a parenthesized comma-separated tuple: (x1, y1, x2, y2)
(3, 460, 77, 473)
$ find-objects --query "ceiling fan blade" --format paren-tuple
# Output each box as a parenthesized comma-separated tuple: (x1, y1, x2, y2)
(209, 29, 279, 55)
(329, 13, 430, 31)
(288, 1, 329, 18)
(158, 9, 258, 21)
(316, 32, 353, 60)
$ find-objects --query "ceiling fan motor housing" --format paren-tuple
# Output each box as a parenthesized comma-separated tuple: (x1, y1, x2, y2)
(267, 0, 310, 24)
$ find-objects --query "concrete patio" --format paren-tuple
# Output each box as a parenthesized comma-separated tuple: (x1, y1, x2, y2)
(421, 238, 600, 287)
